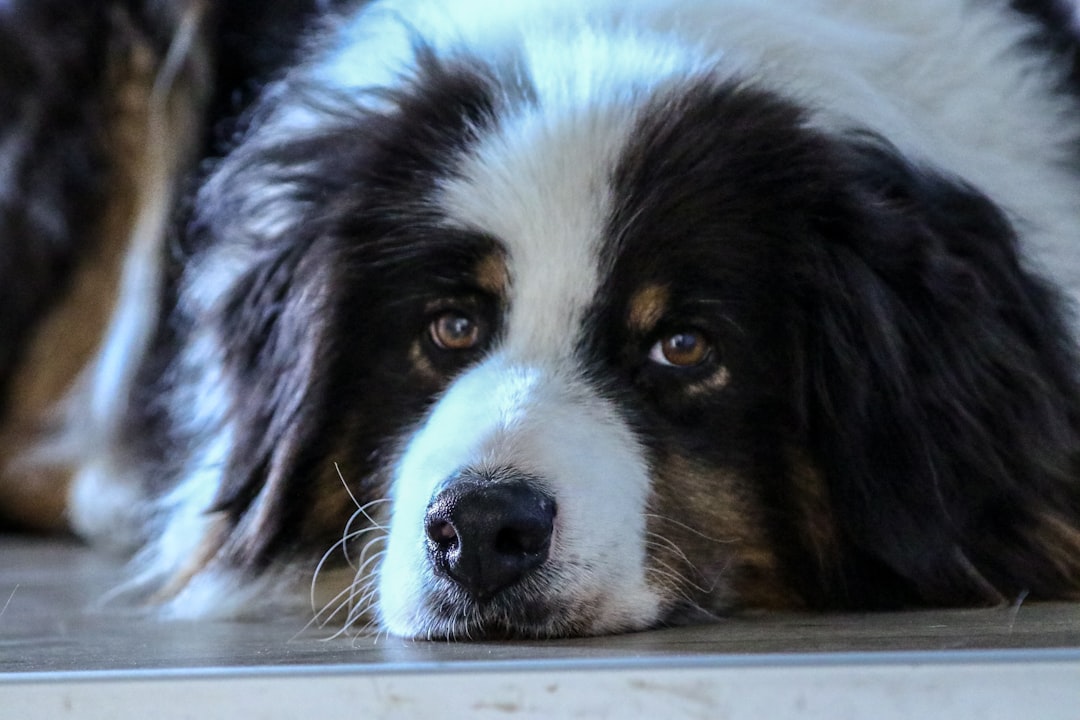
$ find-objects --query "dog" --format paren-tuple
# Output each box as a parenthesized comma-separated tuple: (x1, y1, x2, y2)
(1, 0, 1080, 640)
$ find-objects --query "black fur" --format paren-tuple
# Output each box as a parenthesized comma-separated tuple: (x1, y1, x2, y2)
(798, 136, 1080, 606)
(599, 80, 1080, 610)
(202, 0, 354, 155)
(1009, 0, 1080, 90)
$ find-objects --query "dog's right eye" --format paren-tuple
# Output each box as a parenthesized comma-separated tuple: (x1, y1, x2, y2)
(429, 311, 482, 351)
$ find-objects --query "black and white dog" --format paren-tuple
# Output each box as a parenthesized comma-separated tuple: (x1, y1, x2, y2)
(1, 0, 1080, 640)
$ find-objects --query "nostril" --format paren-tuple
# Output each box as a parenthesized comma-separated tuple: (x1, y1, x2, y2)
(426, 517, 459, 548)
(493, 504, 554, 557)
(494, 526, 531, 556)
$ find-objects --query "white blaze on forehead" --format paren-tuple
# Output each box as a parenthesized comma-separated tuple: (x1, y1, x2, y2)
(377, 20, 705, 637)
(437, 101, 639, 360)
(426, 17, 712, 360)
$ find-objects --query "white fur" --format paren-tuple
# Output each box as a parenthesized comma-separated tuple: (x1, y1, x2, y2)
(436, 86, 644, 358)
(91, 335, 236, 611)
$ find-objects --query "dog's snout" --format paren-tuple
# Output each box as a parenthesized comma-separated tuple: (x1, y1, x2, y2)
(424, 474, 556, 602)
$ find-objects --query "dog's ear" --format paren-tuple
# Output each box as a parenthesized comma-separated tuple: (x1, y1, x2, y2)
(793, 136, 1080, 607)
(179, 128, 363, 568)
(209, 233, 340, 566)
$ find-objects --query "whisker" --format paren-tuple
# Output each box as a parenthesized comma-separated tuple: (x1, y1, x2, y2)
(334, 464, 391, 528)
(309, 525, 385, 613)
(334, 462, 362, 510)
(345, 614, 381, 641)
(340, 498, 391, 572)
(341, 524, 389, 545)
(339, 510, 363, 570)
(309, 517, 387, 639)
(645, 513, 738, 545)
(314, 579, 365, 627)
(314, 574, 379, 640)
(310, 538, 348, 612)
(337, 523, 389, 570)
(322, 552, 385, 625)
(647, 566, 712, 612)
(645, 532, 695, 567)
(344, 587, 380, 630)
(354, 543, 387, 576)
(292, 587, 357, 641)
(343, 581, 386, 639)
(0, 585, 18, 620)
(650, 557, 712, 595)
(349, 497, 391, 531)
(328, 547, 387, 633)
(311, 467, 390, 619)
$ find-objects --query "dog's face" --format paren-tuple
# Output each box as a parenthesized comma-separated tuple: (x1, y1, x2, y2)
(188, 52, 832, 637)
(372, 84, 802, 636)
(169, 12, 1080, 638)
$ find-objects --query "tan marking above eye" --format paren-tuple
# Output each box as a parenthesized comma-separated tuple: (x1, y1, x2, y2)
(627, 284, 670, 334)
(475, 252, 509, 297)
(649, 330, 712, 368)
(429, 311, 481, 351)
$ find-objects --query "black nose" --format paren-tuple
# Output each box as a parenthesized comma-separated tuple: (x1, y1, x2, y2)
(424, 473, 556, 602)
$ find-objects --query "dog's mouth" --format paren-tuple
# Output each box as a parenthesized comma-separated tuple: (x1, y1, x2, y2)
(405, 574, 722, 640)
(416, 577, 595, 640)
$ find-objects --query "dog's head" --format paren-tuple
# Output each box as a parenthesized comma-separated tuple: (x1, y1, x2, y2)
(173, 20, 1080, 638)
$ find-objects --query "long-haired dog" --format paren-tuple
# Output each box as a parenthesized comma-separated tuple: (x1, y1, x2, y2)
(1, 0, 1080, 640)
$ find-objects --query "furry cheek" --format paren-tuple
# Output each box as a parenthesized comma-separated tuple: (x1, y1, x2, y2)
(644, 454, 795, 620)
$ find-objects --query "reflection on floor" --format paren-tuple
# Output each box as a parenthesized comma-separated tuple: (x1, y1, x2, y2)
(1, 534, 1079, 719)
(2, 534, 1080, 672)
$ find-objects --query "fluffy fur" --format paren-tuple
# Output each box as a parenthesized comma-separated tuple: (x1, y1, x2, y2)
(2, 0, 1080, 639)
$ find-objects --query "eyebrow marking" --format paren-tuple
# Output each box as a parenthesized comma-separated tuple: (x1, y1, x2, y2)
(474, 251, 510, 298)
(627, 283, 670, 334)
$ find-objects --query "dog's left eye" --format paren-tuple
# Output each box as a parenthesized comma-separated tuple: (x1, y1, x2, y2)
(648, 330, 713, 368)
(429, 311, 482, 351)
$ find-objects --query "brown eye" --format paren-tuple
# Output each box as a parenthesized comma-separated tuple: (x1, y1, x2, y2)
(648, 330, 712, 368)
(429, 311, 481, 351)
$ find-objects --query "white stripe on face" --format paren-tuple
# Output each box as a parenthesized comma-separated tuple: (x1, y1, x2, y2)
(436, 100, 638, 362)
(377, 92, 672, 637)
